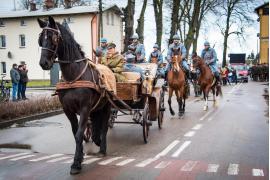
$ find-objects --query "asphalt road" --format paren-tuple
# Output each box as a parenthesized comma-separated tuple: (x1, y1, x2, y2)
(0, 81, 268, 180)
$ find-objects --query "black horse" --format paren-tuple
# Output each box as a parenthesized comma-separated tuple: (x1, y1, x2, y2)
(38, 16, 111, 175)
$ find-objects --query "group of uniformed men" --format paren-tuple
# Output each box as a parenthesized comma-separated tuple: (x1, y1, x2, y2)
(95, 34, 220, 85)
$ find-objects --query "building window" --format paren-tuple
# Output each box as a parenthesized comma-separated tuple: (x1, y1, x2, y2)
(67, 17, 74, 23)
(0, 35, 6, 48)
(20, 61, 26, 65)
(19, 34, 26, 47)
(106, 12, 110, 25)
(111, 12, 114, 26)
(0, 62, 6, 74)
(20, 19, 26, 26)
(0, 19, 5, 27)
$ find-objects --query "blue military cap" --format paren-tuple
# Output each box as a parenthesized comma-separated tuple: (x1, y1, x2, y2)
(204, 41, 210, 46)
(153, 44, 159, 48)
(172, 34, 180, 40)
(100, 38, 107, 43)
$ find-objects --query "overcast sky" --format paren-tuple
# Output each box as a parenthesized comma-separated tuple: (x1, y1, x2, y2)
(0, 0, 267, 64)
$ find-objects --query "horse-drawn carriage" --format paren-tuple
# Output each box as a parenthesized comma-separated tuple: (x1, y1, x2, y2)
(108, 63, 165, 143)
(83, 63, 165, 143)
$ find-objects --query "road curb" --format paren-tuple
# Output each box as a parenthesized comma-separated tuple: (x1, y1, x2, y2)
(0, 109, 63, 129)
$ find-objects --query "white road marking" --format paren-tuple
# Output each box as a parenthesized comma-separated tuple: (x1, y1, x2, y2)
(227, 163, 239, 175)
(135, 157, 159, 167)
(252, 169, 264, 176)
(181, 161, 198, 171)
(207, 164, 219, 173)
(116, 159, 135, 166)
(155, 140, 180, 158)
(47, 156, 73, 163)
(171, 141, 191, 157)
(98, 157, 123, 165)
(10, 154, 35, 161)
(199, 109, 214, 121)
(0, 153, 30, 160)
(82, 157, 101, 165)
(191, 124, 203, 130)
(184, 131, 196, 137)
(155, 161, 171, 169)
(207, 117, 213, 121)
(62, 159, 74, 164)
(29, 154, 64, 162)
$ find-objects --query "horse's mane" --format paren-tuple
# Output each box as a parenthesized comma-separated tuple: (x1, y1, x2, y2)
(57, 22, 85, 61)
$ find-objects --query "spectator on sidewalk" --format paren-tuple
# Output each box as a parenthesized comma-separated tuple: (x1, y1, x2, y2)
(10, 64, 20, 101)
(20, 63, 29, 100)
(17, 65, 23, 100)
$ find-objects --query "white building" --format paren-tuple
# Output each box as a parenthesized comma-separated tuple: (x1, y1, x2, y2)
(0, 5, 124, 81)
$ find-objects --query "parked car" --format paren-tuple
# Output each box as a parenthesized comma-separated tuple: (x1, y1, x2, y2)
(231, 64, 249, 83)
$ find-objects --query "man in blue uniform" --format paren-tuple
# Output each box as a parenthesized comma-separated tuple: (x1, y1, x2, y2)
(164, 34, 191, 85)
(149, 44, 165, 78)
(130, 34, 146, 63)
(200, 41, 221, 85)
(96, 38, 108, 58)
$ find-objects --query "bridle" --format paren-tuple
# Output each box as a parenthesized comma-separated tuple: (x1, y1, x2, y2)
(39, 24, 94, 84)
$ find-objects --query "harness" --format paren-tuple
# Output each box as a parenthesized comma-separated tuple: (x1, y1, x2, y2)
(39, 25, 131, 114)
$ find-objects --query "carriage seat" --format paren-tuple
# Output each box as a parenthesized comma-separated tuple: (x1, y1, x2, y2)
(122, 72, 141, 83)
(135, 63, 158, 78)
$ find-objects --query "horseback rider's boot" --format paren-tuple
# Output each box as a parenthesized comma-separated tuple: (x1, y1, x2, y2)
(163, 71, 168, 87)
(215, 73, 221, 87)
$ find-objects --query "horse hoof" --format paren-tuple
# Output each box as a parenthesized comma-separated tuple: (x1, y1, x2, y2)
(178, 112, 183, 117)
(70, 168, 81, 175)
(170, 111, 175, 116)
(203, 106, 208, 111)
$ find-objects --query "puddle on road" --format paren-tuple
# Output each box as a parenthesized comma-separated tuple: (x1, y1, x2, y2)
(13, 120, 64, 128)
(263, 88, 269, 121)
(0, 143, 32, 150)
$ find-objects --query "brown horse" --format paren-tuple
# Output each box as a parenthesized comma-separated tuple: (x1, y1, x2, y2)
(167, 54, 187, 117)
(192, 53, 222, 111)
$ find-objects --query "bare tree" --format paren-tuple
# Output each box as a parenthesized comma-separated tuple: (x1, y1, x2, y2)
(192, 0, 220, 53)
(20, 0, 30, 9)
(184, 0, 201, 55)
(136, 0, 148, 43)
(123, 0, 136, 52)
(169, 0, 180, 44)
(216, 0, 255, 67)
(98, 0, 103, 40)
(153, 0, 163, 48)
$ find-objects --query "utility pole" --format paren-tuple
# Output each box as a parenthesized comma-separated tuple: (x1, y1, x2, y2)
(13, 0, 16, 10)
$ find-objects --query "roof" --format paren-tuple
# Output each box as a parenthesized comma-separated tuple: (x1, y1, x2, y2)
(0, 4, 123, 19)
(255, 2, 269, 14)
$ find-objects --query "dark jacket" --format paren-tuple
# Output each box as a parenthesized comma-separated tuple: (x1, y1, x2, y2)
(19, 69, 29, 83)
(10, 68, 20, 84)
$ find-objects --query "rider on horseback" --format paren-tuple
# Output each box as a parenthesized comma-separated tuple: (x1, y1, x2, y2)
(149, 44, 164, 78)
(200, 41, 221, 86)
(164, 34, 191, 86)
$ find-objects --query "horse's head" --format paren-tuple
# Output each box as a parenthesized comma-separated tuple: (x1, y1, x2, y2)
(192, 52, 203, 69)
(171, 55, 182, 72)
(142, 68, 154, 95)
(37, 16, 62, 70)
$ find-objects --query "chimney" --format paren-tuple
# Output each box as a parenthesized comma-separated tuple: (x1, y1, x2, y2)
(29, 0, 37, 11)
(44, 0, 54, 10)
